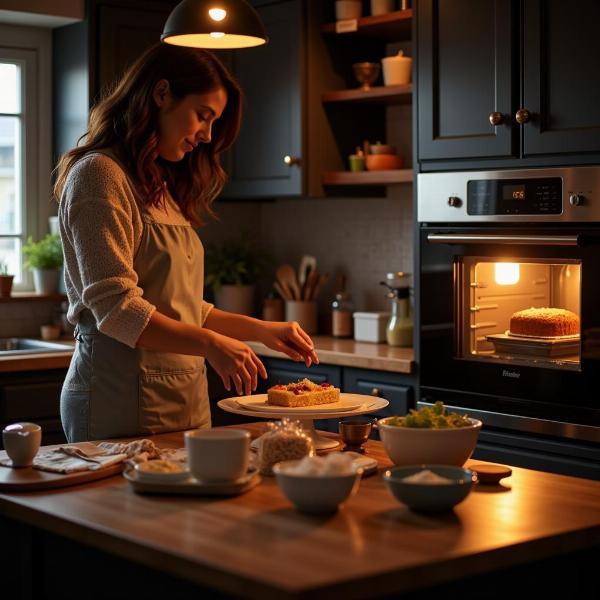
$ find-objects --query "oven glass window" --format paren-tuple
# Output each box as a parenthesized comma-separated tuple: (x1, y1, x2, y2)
(458, 259, 581, 371)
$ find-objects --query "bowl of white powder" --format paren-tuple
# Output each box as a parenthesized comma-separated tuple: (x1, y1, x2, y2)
(273, 453, 363, 514)
(382, 465, 477, 511)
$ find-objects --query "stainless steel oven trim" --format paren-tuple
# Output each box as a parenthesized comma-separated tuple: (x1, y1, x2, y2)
(417, 166, 600, 223)
(417, 401, 600, 443)
(427, 234, 579, 246)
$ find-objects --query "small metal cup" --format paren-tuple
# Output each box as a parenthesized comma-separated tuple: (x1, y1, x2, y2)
(339, 418, 375, 453)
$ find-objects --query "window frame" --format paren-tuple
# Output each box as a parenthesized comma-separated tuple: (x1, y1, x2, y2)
(0, 24, 52, 293)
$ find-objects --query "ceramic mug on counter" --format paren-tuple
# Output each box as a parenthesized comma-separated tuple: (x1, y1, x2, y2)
(2, 422, 42, 467)
(185, 429, 250, 482)
(371, 0, 395, 16)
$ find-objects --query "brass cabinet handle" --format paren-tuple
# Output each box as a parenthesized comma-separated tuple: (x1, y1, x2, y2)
(370, 387, 380, 397)
(515, 109, 531, 124)
(283, 155, 301, 167)
(489, 111, 503, 126)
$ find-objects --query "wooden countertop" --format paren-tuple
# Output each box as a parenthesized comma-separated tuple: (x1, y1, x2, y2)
(0, 337, 414, 374)
(247, 336, 414, 374)
(1, 424, 599, 599)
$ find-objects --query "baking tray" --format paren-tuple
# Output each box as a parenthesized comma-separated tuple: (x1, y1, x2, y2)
(486, 332, 580, 358)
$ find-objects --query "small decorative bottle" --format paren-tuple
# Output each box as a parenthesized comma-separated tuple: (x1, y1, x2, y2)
(331, 291, 354, 338)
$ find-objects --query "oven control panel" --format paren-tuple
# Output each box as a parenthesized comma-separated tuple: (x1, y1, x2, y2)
(467, 178, 562, 215)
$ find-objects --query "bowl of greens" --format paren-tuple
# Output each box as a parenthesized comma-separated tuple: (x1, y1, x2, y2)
(377, 402, 482, 466)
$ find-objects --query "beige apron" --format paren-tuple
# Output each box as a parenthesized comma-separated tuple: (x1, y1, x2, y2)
(61, 166, 211, 442)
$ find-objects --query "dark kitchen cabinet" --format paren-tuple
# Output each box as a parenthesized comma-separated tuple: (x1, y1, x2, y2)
(522, 0, 600, 157)
(0, 370, 68, 449)
(53, 0, 176, 160)
(222, 0, 303, 198)
(416, 0, 600, 168)
(417, 0, 516, 162)
(221, 0, 341, 199)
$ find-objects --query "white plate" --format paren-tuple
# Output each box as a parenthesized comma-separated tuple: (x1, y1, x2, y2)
(235, 393, 363, 414)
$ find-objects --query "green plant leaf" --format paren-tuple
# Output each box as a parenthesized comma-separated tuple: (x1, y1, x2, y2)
(22, 234, 64, 270)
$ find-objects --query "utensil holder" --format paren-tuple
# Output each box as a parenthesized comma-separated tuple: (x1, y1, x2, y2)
(285, 301, 318, 334)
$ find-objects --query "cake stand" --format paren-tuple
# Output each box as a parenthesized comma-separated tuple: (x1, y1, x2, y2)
(217, 394, 389, 450)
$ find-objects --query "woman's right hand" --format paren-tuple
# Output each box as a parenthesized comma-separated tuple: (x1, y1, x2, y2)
(204, 331, 267, 396)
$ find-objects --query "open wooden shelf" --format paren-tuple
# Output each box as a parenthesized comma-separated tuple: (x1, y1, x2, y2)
(322, 169, 413, 186)
(322, 83, 412, 105)
(321, 9, 412, 41)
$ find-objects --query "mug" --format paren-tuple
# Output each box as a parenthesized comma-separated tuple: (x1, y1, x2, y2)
(185, 428, 250, 482)
(2, 422, 42, 467)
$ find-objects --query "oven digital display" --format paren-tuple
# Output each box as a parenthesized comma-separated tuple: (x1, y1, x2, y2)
(467, 177, 562, 215)
(503, 184, 526, 200)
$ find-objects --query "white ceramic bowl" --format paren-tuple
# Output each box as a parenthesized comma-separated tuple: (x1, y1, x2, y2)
(377, 417, 482, 466)
(273, 460, 363, 514)
(383, 465, 477, 512)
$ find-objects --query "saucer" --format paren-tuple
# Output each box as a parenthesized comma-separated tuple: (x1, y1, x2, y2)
(124, 465, 260, 496)
(0, 457, 32, 469)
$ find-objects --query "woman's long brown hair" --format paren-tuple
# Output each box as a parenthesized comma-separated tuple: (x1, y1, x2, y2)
(53, 44, 242, 226)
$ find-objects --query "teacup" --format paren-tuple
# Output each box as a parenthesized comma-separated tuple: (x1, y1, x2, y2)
(2, 422, 42, 467)
(184, 428, 250, 482)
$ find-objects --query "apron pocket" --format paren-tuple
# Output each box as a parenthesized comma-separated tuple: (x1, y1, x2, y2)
(138, 367, 207, 434)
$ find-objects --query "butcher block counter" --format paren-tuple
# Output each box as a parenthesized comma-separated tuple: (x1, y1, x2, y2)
(0, 336, 414, 374)
(1, 424, 599, 599)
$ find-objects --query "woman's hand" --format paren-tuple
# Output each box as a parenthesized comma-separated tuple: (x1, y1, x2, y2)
(204, 331, 267, 395)
(256, 321, 319, 367)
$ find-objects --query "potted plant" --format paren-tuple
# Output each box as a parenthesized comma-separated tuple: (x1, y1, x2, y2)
(22, 233, 64, 295)
(205, 232, 270, 316)
(0, 261, 14, 298)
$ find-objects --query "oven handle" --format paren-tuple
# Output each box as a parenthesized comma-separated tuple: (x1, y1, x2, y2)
(426, 233, 579, 246)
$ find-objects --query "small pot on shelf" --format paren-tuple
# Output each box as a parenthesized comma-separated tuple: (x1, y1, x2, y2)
(0, 274, 14, 298)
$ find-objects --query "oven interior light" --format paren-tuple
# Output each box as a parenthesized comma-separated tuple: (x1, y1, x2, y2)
(495, 263, 520, 285)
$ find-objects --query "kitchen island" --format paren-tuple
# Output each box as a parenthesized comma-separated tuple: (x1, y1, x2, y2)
(1, 424, 599, 599)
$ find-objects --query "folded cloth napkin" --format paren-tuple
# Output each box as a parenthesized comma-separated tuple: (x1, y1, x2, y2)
(32, 439, 187, 474)
(33, 442, 128, 473)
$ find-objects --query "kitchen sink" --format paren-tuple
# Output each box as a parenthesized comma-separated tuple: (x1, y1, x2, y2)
(0, 338, 73, 356)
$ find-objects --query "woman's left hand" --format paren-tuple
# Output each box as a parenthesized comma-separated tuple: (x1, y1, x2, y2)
(257, 321, 319, 367)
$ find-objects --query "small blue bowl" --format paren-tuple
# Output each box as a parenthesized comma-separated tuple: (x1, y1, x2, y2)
(383, 465, 477, 512)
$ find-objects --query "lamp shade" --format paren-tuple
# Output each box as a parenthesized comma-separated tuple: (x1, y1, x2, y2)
(161, 0, 268, 49)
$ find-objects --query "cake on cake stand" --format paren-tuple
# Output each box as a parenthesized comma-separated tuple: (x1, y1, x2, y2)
(217, 394, 390, 450)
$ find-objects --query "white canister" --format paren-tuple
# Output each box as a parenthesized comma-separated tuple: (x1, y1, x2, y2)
(336, 0, 362, 21)
(382, 50, 412, 86)
(371, 0, 395, 16)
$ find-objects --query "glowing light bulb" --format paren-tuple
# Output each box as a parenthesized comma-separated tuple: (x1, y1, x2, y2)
(210, 31, 225, 38)
(495, 263, 520, 285)
(208, 8, 227, 21)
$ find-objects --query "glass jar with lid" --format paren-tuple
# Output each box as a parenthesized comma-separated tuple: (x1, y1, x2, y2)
(331, 291, 354, 338)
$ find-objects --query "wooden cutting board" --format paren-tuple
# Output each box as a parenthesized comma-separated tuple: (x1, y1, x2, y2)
(0, 448, 124, 492)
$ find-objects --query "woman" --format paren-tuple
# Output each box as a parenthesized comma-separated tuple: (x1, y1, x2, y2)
(55, 43, 318, 443)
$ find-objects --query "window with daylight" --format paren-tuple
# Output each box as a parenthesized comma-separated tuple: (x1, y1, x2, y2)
(0, 48, 38, 287)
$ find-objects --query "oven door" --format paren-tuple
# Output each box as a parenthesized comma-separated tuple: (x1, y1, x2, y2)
(419, 225, 600, 429)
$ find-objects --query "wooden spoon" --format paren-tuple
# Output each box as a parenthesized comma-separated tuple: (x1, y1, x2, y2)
(303, 269, 319, 300)
(311, 272, 330, 300)
(276, 264, 301, 300)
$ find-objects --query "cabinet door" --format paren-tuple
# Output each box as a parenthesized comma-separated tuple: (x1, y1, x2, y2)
(222, 0, 302, 198)
(96, 4, 172, 94)
(417, 0, 516, 161)
(522, 0, 600, 156)
(343, 368, 413, 418)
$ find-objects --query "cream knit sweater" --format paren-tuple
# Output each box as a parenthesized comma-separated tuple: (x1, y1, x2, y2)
(59, 152, 208, 349)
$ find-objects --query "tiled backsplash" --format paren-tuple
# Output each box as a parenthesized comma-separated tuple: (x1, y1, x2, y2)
(0, 300, 64, 338)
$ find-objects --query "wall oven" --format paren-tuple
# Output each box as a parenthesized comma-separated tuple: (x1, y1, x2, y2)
(417, 167, 600, 466)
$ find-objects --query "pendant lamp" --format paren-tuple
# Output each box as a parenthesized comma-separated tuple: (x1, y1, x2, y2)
(161, 0, 268, 49)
